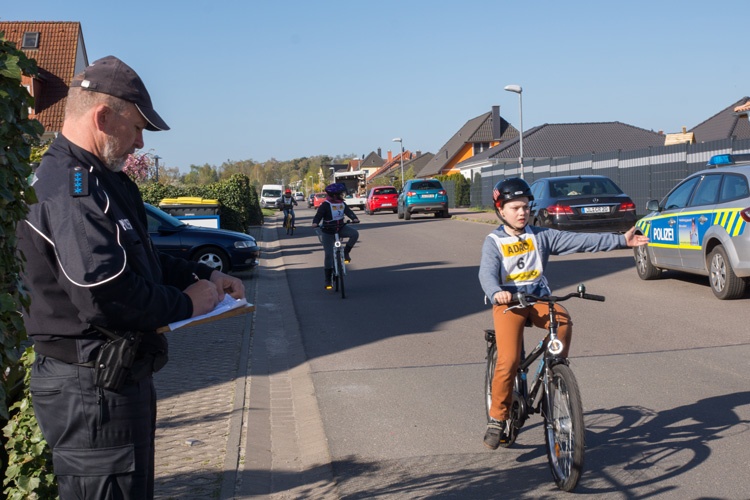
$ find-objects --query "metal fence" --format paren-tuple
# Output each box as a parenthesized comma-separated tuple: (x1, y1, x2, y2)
(475, 137, 750, 216)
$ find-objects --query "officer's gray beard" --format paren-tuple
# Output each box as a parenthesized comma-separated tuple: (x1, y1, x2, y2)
(101, 136, 126, 173)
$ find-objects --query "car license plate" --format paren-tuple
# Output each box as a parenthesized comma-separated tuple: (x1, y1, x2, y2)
(582, 206, 609, 214)
(421, 194, 435, 198)
(382, 203, 392, 207)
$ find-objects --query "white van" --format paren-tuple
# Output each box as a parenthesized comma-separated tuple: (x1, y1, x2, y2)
(260, 184, 284, 209)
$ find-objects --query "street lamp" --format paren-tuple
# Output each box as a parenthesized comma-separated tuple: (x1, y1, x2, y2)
(504, 84, 524, 179)
(392, 137, 404, 188)
(152, 155, 161, 182)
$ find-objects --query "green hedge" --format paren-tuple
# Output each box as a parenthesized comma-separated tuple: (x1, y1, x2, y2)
(140, 173, 262, 232)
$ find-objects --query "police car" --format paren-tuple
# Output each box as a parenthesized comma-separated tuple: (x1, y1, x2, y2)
(634, 153, 750, 299)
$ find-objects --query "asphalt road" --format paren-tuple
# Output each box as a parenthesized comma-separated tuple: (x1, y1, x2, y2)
(277, 206, 750, 499)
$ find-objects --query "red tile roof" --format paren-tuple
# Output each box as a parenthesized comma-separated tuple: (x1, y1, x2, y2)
(0, 21, 87, 135)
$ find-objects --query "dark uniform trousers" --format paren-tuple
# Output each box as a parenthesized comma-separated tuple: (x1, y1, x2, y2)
(30, 354, 156, 499)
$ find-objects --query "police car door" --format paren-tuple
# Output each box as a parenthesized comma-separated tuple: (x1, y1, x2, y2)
(648, 176, 701, 268)
(678, 174, 721, 270)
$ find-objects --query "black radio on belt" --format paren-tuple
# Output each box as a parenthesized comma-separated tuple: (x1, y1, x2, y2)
(69, 166, 89, 197)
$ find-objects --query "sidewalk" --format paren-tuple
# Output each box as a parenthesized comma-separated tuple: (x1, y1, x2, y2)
(150, 209, 495, 499)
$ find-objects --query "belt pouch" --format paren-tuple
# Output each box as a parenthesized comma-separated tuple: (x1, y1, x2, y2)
(93, 328, 142, 391)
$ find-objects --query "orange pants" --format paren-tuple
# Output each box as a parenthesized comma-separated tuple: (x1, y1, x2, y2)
(489, 302, 573, 421)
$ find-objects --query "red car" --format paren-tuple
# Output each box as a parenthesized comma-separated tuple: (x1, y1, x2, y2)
(312, 192, 327, 208)
(366, 186, 399, 215)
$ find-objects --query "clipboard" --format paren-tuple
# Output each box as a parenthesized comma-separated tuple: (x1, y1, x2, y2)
(156, 296, 255, 333)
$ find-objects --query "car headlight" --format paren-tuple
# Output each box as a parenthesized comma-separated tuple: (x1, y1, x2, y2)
(234, 240, 256, 249)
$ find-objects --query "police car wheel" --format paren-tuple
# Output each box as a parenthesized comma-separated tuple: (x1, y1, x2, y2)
(634, 244, 661, 280)
(707, 246, 746, 300)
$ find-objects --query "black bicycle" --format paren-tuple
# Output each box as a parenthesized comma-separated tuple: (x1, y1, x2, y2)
(484, 284, 604, 492)
(316, 221, 351, 299)
(331, 223, 349, 299)
(283, 210, 294, 236)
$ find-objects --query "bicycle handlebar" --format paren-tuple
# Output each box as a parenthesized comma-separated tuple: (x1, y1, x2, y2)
(506, 284, 605, 310)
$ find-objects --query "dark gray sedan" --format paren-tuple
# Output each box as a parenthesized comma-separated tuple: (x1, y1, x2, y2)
(528, 175, 637, 232)
(145, 203, 259, 273)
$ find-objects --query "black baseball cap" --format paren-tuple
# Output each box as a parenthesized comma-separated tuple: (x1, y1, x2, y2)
(70, 55, 169, 131)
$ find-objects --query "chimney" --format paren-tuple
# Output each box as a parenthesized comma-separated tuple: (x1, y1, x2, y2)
(388, 150, 393, 162)
(377, 147, 382, 158)
(682, 126, 687, 133)
(492, 105, 501, 140)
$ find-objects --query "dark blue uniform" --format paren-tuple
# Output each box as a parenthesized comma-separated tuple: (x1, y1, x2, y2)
(17, 134, 213, 498)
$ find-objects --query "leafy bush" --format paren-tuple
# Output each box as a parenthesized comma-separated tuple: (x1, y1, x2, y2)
(140, 173, 262, 232)
(0, 33, 57, 498)
(437, 172, 471, 206)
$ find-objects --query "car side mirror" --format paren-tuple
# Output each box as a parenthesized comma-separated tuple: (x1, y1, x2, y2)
(645, 199, 660, 212)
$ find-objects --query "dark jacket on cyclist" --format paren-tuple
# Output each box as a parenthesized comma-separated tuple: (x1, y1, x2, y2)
(277, 194, 297, 210)
(312, 196, 358, 233)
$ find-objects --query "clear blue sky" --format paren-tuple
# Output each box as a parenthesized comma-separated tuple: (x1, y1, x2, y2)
(4, 1, 749, 172)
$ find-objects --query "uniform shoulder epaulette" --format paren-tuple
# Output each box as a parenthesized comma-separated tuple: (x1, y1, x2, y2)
(69, 166, 89, 197)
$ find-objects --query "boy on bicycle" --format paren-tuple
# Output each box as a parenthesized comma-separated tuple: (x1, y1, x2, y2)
(278, 188, 298, 228)
(479, 177, 648, 449)
(312, 182, 360, 289)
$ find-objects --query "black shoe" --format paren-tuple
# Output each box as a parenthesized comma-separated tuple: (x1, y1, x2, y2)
(324, 281, 332, 290)
(483, 419, 509, 450)
(344, 248, 352, 263)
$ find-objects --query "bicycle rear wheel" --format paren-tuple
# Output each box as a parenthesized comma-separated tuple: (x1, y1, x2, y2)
(484, 341, 521, 447)
(543, 363, 585, 492)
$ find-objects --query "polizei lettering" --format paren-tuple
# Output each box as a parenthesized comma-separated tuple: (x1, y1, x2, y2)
(652, 227, 674, 241)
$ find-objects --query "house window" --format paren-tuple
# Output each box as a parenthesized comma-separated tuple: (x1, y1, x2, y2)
(473, 142, 490, 155)
(22, 32, 40, 49)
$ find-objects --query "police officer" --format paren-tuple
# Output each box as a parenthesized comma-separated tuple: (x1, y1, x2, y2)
(16, 55, 245, 499)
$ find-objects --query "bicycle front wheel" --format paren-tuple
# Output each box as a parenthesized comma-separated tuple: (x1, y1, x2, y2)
(336, 250, 346, 298)
(543, 363, 585, 492)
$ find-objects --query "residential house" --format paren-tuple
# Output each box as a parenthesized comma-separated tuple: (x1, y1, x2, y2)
(0, 21, 88, 140)
(455, 121, 666, 180)
(367, 149, 414, 183)
(418, 106, 516, 179)
(689, 97, 750, 143)
(358, 151, 385, 179)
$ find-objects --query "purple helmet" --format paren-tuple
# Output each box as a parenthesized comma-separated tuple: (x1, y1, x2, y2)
(324, 182, 347, 196)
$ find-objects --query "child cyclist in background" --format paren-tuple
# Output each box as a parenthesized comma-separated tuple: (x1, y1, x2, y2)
(278, 188, 298, 228)
(478, 177, 648, 450)
(312, 182, 361, 289)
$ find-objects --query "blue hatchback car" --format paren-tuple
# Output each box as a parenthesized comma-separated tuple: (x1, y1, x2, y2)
(397, 179, 450, 220)
(145, 203, 259, 273)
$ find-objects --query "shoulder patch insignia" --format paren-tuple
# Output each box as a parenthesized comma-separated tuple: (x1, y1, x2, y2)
(69, 166, 89, 196)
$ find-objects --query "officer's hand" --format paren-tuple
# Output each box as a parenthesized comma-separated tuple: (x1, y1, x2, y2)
(351, 219, 360, 224)
(210, 270, 246, 300)
(185, 279, 220, 316)
(312, 223, 319, 228)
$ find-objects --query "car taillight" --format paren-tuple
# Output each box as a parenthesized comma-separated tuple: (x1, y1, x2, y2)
(547, 204, 574, 215)
(741, 207, 750, 223)
(619, 201, 636, 212)
(438, 190, 446, 195)
(407, 191, 416, 196)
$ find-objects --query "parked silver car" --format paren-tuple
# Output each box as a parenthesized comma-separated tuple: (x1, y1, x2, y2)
(634, 153, 750, 299)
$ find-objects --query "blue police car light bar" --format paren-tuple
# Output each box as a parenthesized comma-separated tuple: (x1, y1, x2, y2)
(707, 153, 750, 166)
(707, 154, 733, 166)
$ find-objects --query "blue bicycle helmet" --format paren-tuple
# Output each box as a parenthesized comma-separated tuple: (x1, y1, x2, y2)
(324, 182, 347, 196)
